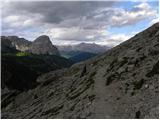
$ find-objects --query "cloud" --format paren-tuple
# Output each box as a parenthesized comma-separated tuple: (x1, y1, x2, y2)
(109, 2, 157, 27)
(149, 18, 159, 25)
(1, 1, 158, 46)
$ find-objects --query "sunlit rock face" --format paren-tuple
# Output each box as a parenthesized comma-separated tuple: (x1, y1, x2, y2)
(6, 36, 32, 52)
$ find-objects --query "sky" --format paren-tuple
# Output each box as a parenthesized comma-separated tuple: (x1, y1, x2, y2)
(1, 0, 159, 46)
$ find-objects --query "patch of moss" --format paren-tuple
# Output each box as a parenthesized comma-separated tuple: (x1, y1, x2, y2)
(16, 52, 31, 57)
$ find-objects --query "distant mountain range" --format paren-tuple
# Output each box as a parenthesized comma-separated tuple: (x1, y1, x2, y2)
(57, 43, 110, 62)
(57, 43, 110, 54)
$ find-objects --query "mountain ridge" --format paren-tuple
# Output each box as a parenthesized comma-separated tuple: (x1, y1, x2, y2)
(1, 35, 60, 56)
(57, 42, 110, 54)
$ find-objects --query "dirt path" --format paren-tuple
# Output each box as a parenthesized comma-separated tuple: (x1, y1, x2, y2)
(93, 67, 110, 118)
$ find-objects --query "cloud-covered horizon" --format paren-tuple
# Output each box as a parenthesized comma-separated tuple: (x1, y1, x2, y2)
(1, 1, 159, 46)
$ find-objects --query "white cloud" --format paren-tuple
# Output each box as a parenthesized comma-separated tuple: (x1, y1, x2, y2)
(109, 2, 157, 27)
(5, 15, 20, 23)
(109, 34, 132, 41)
(135, 2, 151, 10)
(96, 33, 133, 46)
(150, 18, 159, 25)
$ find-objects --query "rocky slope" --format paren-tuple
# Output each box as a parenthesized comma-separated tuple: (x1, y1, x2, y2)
(1, 23, 159, 119)
(29, 35, 60, 55)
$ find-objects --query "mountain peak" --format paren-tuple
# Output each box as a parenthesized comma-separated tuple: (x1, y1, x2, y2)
(34, 35, 50, 42)
(30, 35, 60, 55)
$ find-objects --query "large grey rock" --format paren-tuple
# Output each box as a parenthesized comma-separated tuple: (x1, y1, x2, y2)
(29, 35, 60, 55)
(1, 23, 159, 119)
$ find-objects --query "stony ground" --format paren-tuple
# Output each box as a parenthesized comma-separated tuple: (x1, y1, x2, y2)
(1, 23, 159, 119)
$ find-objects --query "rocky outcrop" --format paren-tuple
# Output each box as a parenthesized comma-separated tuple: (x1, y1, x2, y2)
(1, 23, 159, 119)
(1, 36, 18, 53)
(1, 36, 13, 48)
(3, 36, 32, 52)
(29, 35, 60, 55)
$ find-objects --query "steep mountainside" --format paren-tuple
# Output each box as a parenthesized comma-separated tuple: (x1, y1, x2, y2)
(1, 54, 73, 91)
(2, 56, 38, 90)
(1, 36, 73, 91)
(69, 51, 97, 63)
(1, 23, 159, 119)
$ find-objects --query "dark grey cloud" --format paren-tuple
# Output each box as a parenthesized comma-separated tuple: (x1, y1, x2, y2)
(1, 1, 158, 46)
(2, 1, 114, 24)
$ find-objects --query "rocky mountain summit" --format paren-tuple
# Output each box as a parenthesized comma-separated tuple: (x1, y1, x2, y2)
(30, 35, 60, 55)
(1, 23, 159, 119)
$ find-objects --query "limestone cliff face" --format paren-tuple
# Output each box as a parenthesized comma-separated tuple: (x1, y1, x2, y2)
(6, 36, 31, 52)
(1, 35, 60, 56)
(1, 23, 159, 119)
(29, 35, 60, 55)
